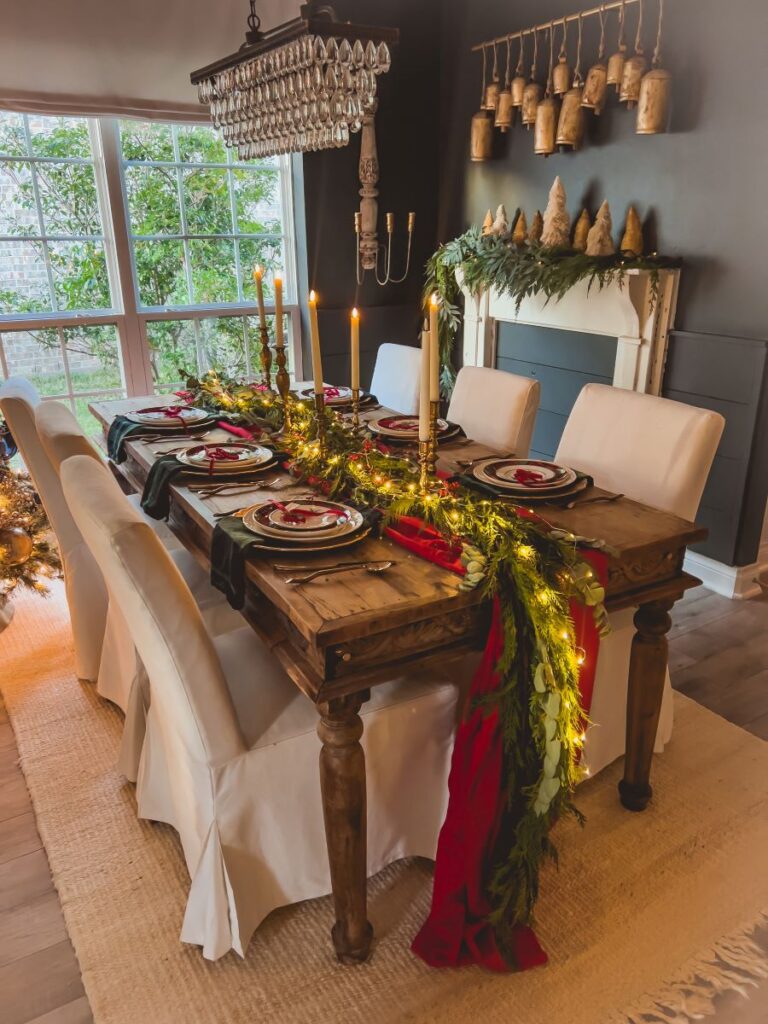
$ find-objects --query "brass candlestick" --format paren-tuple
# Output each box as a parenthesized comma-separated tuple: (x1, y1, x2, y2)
(351, 386, 361, 430)
(274, 343, 291, 429)
(428, 399, 440, 475)
(259, 325, 273, 390)
(419, 440, 430, 494)
(314, 391, 327, 452)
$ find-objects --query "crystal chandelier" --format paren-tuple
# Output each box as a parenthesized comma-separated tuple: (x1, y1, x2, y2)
(190, 2, 398, 160)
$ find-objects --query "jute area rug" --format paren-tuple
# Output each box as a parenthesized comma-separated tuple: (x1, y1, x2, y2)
(2, 583, 767, 1024)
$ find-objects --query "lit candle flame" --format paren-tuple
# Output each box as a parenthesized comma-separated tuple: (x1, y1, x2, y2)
(351, 307, 359, 319)
(309, 290, 317, 303)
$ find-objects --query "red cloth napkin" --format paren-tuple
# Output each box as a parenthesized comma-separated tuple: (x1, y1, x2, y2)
(216, 420, 262, 440)
(387, 513, 607, 972)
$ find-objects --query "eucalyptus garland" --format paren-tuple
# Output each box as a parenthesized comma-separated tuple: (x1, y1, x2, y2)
(423, 227, 682, 392)
(181, 369, 610, 947)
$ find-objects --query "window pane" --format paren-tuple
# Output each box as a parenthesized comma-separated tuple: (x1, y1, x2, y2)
(0, 162, 38, 236)
(49, 240, 111, 311)
(189, 239, 237, 304)
(233, 168, 281, 234)
(37, 161, 101, 236)
(133, 240, 188, 307)
(120, 122, 174, 162)
(238, 238, 283, 300)
(28, 116, 92, 159)
(63, 325, 123, 391)
(183, 167, 232, 235)
(177, 125, 227, 165)
(146, 319, 199, 386)
(2, 328, 66, 394)
(199, 316, 248, 377)
(125, 165, 181, 235)
(0, 112, 27, 158)
(0, 240, 52, 314)
(72, 396, 108, 437)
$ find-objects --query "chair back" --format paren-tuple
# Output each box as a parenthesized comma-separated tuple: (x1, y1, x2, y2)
(555, 383, 725, 521)
(0, 379, 81, 555)
(36, 400, 101, 471)
(447, 366, 540, 455)
(61, 454, 245, 767)
(370, 343, 422, 415)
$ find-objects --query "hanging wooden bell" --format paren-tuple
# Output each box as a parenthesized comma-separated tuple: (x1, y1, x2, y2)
(637, 1, 671, 133)
(557, 86, 585, 149)
(583, 5, 608, 113)
(496, 89, 515, 131)
(483, 42, 501, 111)
(470, 111, 493, 161)
(552, 21, 572, 96)
(620, 0, 646, 108)
(522, 82, 543, 127)
(607, 0, 627, 90)
(636, 66, 671, 132)
(535, 96, 559, 155)
(511, 35, 527, 107)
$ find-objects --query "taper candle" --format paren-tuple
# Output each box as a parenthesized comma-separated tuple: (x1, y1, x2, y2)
(429, 293, 440, 402)
(308, 290, 323, 398)
(419, 328, 430, 443)
(350, 308, 360, 391)
(274, 274, 284, 349)
(253, 265, 267, 331)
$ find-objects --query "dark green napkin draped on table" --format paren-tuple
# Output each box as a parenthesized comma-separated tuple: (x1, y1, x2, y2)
(107, 416, 148, 464)
(211, 506, 382, 611)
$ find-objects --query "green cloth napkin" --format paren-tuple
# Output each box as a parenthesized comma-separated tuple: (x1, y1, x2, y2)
(211, 506, 382, 610)
(107, 416, 148, 463)
(140, 455, 188, 520)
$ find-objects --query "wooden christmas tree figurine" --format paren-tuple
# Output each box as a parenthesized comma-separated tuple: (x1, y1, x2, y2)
(585, 200, 615, 256)
(573, 208, 591, 251)
(620, 205, 643, 256)
(528, 210, 544, 243)
(482, 209, 494, 236)
(541, 176, 571, 248)
(489, 204, 510, 237)
(512, 210, 528, 246)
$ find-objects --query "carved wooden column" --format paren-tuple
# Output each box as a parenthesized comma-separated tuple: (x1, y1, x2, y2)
(317, 691, 373, 963)
(619, 598, 675, 812)
(358, 105, 380, 273)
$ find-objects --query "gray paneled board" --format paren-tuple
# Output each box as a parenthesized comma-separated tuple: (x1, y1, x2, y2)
(495, 322, 616, 461)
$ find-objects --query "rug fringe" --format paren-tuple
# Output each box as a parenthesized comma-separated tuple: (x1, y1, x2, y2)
(620, 911, 768, 1023)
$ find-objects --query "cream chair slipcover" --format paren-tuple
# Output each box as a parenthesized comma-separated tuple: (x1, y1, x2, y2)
(556, 384, 725, 776)
(369, 342, 422, 415)
(35, 399, 242, 724)
(61, 454, 458, 961)
(0, 377, 107, 681)
(447, 366, 541, 455)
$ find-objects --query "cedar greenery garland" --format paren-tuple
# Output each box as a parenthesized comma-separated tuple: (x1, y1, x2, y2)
(180, 369, 609, 951)
(424, 225, 682, 392)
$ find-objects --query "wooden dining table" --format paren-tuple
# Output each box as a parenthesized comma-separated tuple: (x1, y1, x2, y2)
(90, 393, 707, 965)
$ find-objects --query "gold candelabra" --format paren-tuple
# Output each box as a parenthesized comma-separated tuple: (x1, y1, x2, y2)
(419, 440, 430, 494)
(274, 343, 291, 429)
(314, 391, 327, 452)
(351, 387, 361, 430)
(428, 400, 440, 475)
(259, 325, 273, 390)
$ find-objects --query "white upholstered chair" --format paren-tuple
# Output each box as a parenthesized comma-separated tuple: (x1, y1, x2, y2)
(447, 366, 540, 455)
(35, 399, 242, 725)
(369, 343, 422, 414)
(61, 453, 458, 961)
(556, 384, 725, 776)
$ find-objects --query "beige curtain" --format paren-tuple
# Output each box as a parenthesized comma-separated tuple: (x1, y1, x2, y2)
(0, 0, 301, 121)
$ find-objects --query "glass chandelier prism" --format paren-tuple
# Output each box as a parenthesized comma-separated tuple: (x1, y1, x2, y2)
(191, 2, 398, 160)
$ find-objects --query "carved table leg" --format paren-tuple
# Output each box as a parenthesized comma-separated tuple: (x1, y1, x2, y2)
(317, 691, 373, 964)
(619, 599, 675, 812)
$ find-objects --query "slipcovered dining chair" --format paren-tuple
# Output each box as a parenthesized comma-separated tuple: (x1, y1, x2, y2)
(35, 398, 242, 723)
(369, 343, 422, 414)
(447, 366, 540, 455)
(61, 453, 458, 961)
(556, 383, 725, 776)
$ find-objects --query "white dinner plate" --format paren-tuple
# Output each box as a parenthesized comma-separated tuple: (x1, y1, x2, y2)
(297, 385, 354, 406)
(127, 406, 210, 427)
(182, 442, 273, 470)
(473, 458, 577, 493)
(243, 500, 364, 542)
(175, 453, 278, 476)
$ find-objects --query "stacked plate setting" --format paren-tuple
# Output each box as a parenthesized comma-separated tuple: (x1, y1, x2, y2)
(296, 385, 377, 409)
(127, 405, 214, 430)
(470, 458, 587, 502)
(368, 415, 461, 443)
(242, 498, 370, 554)
(176, 442, 277, 476)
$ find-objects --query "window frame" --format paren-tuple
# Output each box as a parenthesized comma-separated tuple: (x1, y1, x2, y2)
(0, 114, 303, 405)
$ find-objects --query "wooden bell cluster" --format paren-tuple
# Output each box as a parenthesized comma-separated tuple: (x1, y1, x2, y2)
(470, 0, 672, 163)
(480, 177, 649, 262)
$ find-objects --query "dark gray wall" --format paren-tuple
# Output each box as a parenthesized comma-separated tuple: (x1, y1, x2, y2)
(438, 0, 768, 564)
(298, 0, 441, 390)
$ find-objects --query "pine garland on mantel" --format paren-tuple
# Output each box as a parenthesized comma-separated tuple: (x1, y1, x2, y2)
(424, 226, 682, 392)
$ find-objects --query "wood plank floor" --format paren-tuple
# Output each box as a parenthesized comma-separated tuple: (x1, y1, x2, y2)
(0, 587, 766, 1024)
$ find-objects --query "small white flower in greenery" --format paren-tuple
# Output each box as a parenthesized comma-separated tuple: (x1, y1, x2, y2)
(459, 543, 487, 591)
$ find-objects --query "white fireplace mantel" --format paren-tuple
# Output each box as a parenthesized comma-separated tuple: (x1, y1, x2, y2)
(460, 267, 680, 396)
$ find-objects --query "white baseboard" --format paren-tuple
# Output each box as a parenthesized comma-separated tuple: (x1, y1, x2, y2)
(684, 545, 768, 601)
